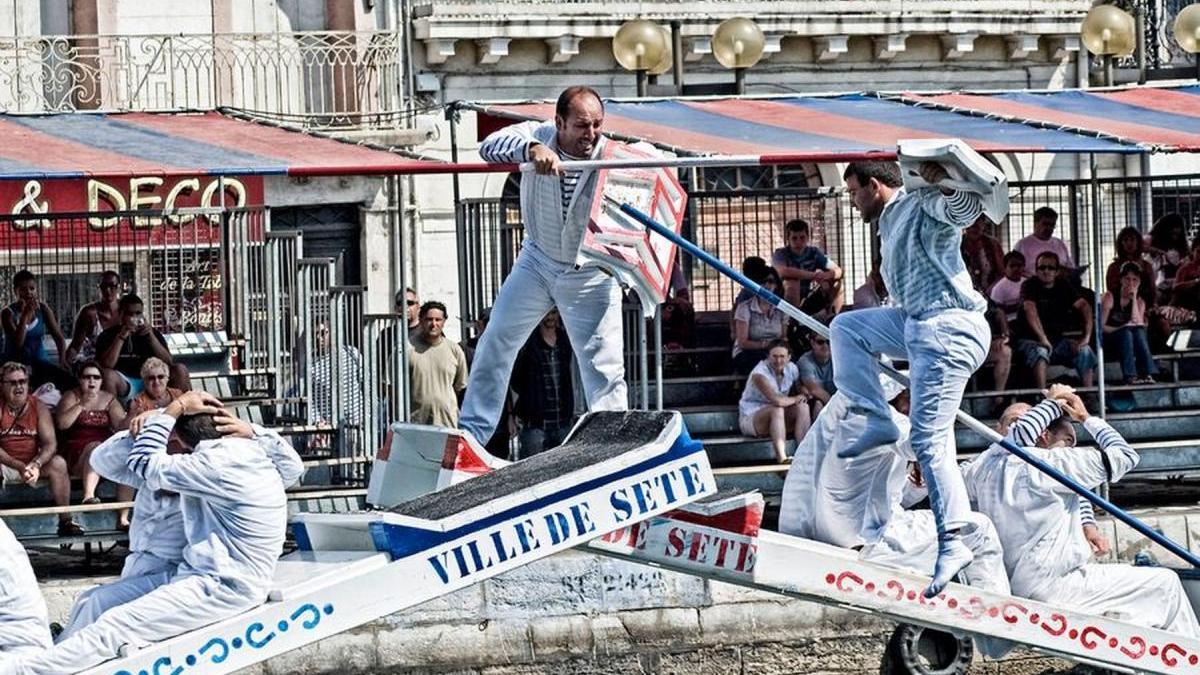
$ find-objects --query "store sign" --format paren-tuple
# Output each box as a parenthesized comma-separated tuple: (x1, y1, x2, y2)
(0, 175, 264, 244)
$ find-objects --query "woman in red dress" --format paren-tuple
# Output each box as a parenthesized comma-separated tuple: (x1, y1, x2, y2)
(55, 360, 127, 523)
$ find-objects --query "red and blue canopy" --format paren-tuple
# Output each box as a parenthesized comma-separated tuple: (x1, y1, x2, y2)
(0, 110, 438, 181)
(475, 85, 1200, 159)
(897, 85, 1200, 152)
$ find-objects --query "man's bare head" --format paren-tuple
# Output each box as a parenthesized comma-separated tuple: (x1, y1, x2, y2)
(997, 402, 1032, 435)
(554, 86, 604, 158)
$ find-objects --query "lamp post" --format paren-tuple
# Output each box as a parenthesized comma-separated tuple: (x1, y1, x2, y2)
(613, 19, 669, 97)
(1080, 4, 1136, 86)
(1176, 3, 1200, 79)
(711, 17, 765, 95)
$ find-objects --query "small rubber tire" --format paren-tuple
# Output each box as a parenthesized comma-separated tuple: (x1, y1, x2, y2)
(879, 623, 973, 675)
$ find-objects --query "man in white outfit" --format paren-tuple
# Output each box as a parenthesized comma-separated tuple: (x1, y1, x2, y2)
(832, 160, 1000, 597)
(0, 519, 50, 658)
(964, 391, 1200, 638)
(778, 380, 1010, 600)
(57, 414, 302, 641)
(11, 392, 292, 674)
(460, 86, 629, 446)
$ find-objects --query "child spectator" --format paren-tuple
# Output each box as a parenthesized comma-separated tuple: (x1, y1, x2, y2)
(732, 268, 788, 374)
(989, 251, 1026, 326)
(1101, 262, 1158, 384)
(797, 333, 835, 409)
(95, 294, 189, 401)
(737, 339, 812, 464)
(772, 218, 843, 320)
(1, 270, 74, 392)
(1105, 226, 1156, 304)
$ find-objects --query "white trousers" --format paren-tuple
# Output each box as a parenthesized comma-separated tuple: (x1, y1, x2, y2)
(1032, 564, 1200, 640)
(14, 574, 257, 675)
(860, 511, 1009, 596)
(460, 243, 627, 443)
(831, 307, 988, 537)
(56, 568, 173, 643)
(861, 510, 1013, 658)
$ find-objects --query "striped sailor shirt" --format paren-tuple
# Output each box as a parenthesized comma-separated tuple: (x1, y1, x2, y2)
(877, 187, 989, 317)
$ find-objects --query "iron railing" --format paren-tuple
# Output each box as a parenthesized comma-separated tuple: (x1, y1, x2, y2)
(0, 31, 406, 130)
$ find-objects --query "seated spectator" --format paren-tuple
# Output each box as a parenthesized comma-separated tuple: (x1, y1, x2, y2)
(0, 362, 80, 535)
(1104, 226, 1156, 303)
(408, 301, 468, 427)
(797, 333, 834, 413)
(0, 270, 74, 392)
(1172, 236, 1200, 314)
(1014, 252, 1097, 389)
(989, 251, 1025, 326)
(730, 256, 770, 342)
(511, 308, 574, 458)
(65, 270, 123, 366)
(773, 218, 843, 320)
(125, 357, 187, 458)
(55, 360, 129, 526)
(1102, 262, 1158, 385)
(852, 260, 887, 309)
(1014, 206, 1075, 276)
(1148, 213, 1189, 303)
(961, 216, 1005, 293)
(732, 268, 788, 374)
(737, 339, 812, 464)
(95, 294, 189, 402)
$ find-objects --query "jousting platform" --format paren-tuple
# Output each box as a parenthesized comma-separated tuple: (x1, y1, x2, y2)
(84, 411, 713, 675)
(83, 412, 1200, 675)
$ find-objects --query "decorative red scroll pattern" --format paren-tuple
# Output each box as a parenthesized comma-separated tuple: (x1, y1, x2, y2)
(824, 569, 1197, 670)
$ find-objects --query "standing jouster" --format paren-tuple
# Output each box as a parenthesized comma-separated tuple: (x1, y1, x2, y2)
(460, 86, 628, 445)
(832, 160, 999, 598)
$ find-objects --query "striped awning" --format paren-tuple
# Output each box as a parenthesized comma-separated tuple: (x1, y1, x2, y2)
(897, 85, 1200, 152)
(0, 110, 439, 180)
(473, 92, 1141, 159)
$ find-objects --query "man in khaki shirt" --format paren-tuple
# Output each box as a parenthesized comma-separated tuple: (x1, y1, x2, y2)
(408, 301, 468, 427)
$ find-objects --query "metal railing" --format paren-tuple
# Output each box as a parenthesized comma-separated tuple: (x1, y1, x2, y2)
(362, 314, 407, 455)
(0, 31, 406, 130)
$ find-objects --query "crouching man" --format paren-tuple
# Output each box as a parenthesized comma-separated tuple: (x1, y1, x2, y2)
(964, 390, 1200, 638)
(779, 378, 1010, 596)
(56, 406, 302, 642)
(11, 391, 291, 674)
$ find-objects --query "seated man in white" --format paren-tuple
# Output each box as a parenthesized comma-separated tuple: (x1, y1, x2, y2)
(57, 411, 302, 642)
(12, 391, 292, 674)
(0, 519, 51, 661)
(778, 377, 1009, 598)
(964, 390, 1200, 638)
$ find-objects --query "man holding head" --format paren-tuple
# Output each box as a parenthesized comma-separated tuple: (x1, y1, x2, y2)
(460, 86, 629, 446)
(14, 391, 294, 674)
(831, 159, 1002, 598)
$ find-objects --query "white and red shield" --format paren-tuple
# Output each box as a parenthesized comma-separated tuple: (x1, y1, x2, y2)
(578, 142, 687, 315)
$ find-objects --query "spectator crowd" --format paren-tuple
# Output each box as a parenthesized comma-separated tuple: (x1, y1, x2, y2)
(732, 208, 1199, 454)
(0, 271, 192, 536)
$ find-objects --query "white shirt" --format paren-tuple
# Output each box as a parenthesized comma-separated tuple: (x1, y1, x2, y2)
(126, 415, 292, 598)
(963, 401, 1138, 599)
(92, 426, 302, 579)
(779, 391, 913, 547)
(738, 360, 800, 420)
(0, 519, 50, 655)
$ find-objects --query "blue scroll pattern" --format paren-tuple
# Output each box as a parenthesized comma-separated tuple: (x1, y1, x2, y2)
(110, 602, 335, 675)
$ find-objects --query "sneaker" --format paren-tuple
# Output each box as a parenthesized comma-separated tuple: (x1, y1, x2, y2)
(57, 520, 84, 536)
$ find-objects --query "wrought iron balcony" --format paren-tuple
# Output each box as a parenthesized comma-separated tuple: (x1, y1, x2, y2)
(0, 31, 407, 130)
